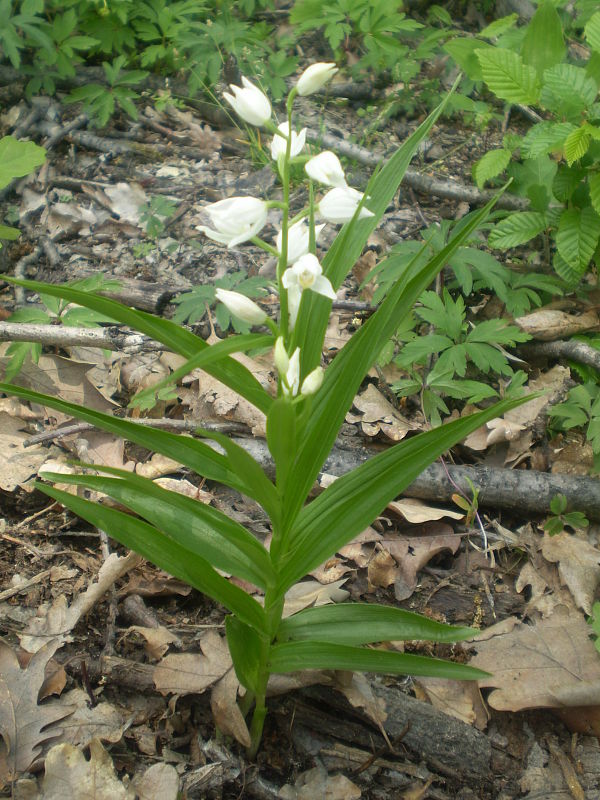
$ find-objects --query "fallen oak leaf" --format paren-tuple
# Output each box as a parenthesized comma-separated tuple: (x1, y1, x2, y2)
(541, 532, 600, 615)
(0, 640, 73, 787)
(468, 606, 600, 713)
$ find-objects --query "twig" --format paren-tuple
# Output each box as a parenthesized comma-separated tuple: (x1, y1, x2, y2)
(0, 321, 164, 352)
(516, 339, 600, 371)
(305, 129, 529, 211)
(23, 418, 249, 447)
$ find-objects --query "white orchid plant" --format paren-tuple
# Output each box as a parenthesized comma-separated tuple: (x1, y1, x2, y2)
(0, 63, 529, 757)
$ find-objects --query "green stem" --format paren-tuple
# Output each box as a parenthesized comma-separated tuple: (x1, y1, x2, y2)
(246, 588, 284, 758)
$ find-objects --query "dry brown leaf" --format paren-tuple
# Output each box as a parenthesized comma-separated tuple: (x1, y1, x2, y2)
(128, 625, 182, 660)
(58, 688, 131, 748)
(43, 201, 107, 237)
(162, 105, 221, 154)
(118, 566, 192, 598)
(19, 552, 142, 653)
(282, 579, 349, 617)
(541, 532, 600, 615)
(464, 366, 570, 452)
(323, 312, 351, 354)
(0, 412, 54, 491)
(210, 668, 251, 748)
(0, 640, 73, 786)
(333, 672, 388, 730)
(414, 677, 489, 730)
(368, 547, 397, 589)
(378, 526, 460, 601)
(346, 384, 413, 441)
(0, 351, 117, 414)
(41, 740, 135, 800)
(278, 766, 361, 800)
(514, 309, 598, 340)
(387, 497, 464, 523)
(468, 607, 600, 712)
(132, 762, 180, 800)
(153, 630, 231, 695)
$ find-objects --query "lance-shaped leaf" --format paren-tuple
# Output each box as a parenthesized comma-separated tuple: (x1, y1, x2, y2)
(36, 483, 268, 633)
(2, 276, 272, 413)
(198, 430, 281, 525)
(131, 332, 274, 409)
(0, 383, 246, 493)
(268, 641, 488, 680)
(295, 78, 460, 375)
(278, 395, 534, 593)
(280, 193, 504, 534)
(277, 604, 476, 645)
(40, 468, 275, 590)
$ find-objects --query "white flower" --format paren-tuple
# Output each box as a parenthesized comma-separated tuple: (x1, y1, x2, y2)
(305, 151, 347, 188)
(281, 347, 301, 396)
(275, 220, 325, 265)
(318, 187, 375, 224)
(270, 121, 307, 161)
(215, 288, 267, 325)
(197, 197, 268, 248)
(282, 253, 336, 300)
(223, 76, 271, 127)
(300, 366, 324, 396)
(296, 62, 338, 96)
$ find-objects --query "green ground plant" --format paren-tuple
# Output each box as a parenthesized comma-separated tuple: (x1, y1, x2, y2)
(447, 1, 600, 286)
(543, 492, 589, 535)
(0, 66, 534, 756)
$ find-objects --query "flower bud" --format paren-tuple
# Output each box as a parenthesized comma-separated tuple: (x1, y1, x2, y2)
(318, 187, 375, 224)
(223, 76, 271, 127)
(273, 336, 289, 374)
(305, 151, 347, 188)
(300, 366, 324, 396)
(296, 63, 338, 96)
(282, 347, 301, 396)
(215, 288, 267, 326)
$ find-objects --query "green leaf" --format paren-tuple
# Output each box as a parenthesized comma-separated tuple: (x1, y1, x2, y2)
(480, 14, 518, 39)
(556, 207, 600, 276)
(444, 37, 488, 81)
(540, 64, 598, 119)
(0, 383, 250, 494)
(0, 136, 46, 190)
(40, 468, 275, 590)
(487, 212, 547, 248)
(564, 126, 591, 165)
(277, 395, 534, 594)
(0, 224, 20, 240)
(35, 483, 268, 633)
(521, 122, 577, 159)
(473, 148, 511, 189)
(226, 616, 264, 694)
(268, 641, 488, 680)
(553, 165, 586, 202)
(521, 1, 565, 79)
(590, 173, 600, 216)
(266, 398, 297, 500)
(476, 48, 541, 105)
(131, 333, 274, 410)
(2, 276, 272, 414)
(198, 429, 281, 525)
(278, 604, 477, 645)
(585, 11, 600, 53)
